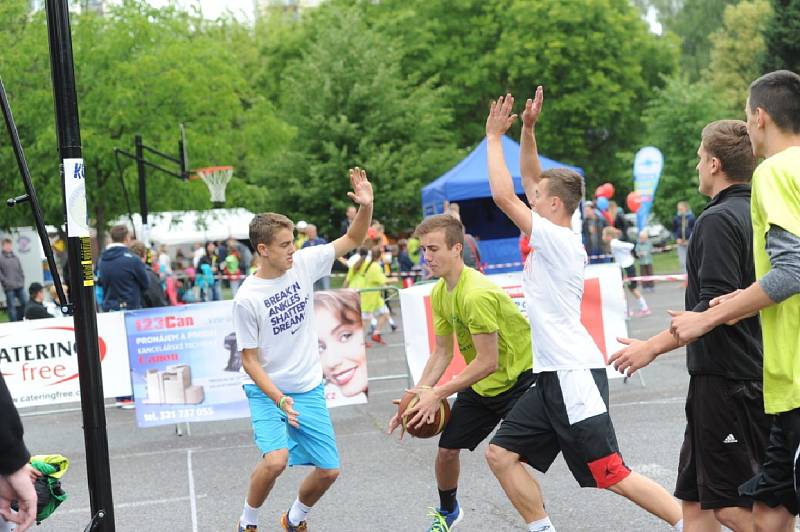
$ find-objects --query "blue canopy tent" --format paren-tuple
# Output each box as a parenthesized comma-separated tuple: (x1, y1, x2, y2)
(421, 135, 584, 271)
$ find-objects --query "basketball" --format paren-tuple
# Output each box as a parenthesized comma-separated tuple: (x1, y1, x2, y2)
(398, 391, 451, 438)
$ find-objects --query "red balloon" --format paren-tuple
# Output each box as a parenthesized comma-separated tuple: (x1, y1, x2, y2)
(594, 183, 614, 199)
(626, 191, 642, 213)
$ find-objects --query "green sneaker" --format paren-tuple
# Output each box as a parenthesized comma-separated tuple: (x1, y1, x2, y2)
(426, 504, 462, 531)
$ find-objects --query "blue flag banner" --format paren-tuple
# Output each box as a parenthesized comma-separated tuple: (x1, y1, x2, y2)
(632, 146, 664, 231)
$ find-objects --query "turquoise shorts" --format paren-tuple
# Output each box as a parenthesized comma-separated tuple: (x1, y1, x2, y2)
(243, 382, 340, 470)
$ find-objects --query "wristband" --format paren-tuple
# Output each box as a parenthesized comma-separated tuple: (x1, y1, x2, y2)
(276, 396, 288, 410)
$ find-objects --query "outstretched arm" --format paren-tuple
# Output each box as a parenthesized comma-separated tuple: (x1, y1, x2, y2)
(333, 167, 374, 258)
(608, 329, 680, 376)
(486, 94, 532, 235)
(520, 86, 544, 205)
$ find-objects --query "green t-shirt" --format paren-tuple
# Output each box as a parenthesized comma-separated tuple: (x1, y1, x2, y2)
(346, 260, 386, 313)
(751, 146, 800, 414)
(431, 267, 532, 397)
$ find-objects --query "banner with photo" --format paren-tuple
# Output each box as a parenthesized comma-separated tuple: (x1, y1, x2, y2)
(126, 290, 368, 428)
(0, 313, 131, 407)
(400, 264, 628, 387)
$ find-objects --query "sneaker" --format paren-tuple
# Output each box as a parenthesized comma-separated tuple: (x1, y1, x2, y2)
(236, 521, 257, 532)
(427, 504, 463, 531)
(371, 333, 386, 345)
(280, 512, 307, 531)
(390, 323, 398, 332)
(634, 308, 652, 318)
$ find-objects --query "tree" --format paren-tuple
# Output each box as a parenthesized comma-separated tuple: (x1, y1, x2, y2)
(666, 0, 738, 80)
(641, 76, 725, 223)
(273, 5, 461, 237)
(0, 0, 292, 240)
(761, 0, 800, 73)
(493, 0, 678, 194)
(707, 0, 772, 114)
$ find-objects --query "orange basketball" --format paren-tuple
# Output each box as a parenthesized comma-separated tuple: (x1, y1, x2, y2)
(398, 391, 451, 439)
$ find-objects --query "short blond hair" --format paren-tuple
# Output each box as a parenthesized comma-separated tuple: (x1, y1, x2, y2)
(249, 213, 294, 248)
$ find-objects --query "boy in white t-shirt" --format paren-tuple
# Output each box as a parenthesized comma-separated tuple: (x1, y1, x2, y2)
(603, 226, 650, 317)
(483, 89, 683, 532)
(233, 168, 373, 532)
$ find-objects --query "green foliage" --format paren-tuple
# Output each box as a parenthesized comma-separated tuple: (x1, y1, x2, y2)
(493, 0, 679, 195)
(761, 0, 800, 73)
(273, 4, 461, 237)
(666, 0, 738, 80)
(707, 0, 772, 115)
(642, 76, 725, 222)
(0, 0, 291, 234)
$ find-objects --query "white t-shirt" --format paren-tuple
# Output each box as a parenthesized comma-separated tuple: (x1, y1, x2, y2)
(609, 238, 635, 268)
(523, 211, 606, 371)
(232, 243, 335, 393)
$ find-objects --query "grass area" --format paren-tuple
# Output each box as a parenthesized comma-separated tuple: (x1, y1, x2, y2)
(651, 248, 681, 275)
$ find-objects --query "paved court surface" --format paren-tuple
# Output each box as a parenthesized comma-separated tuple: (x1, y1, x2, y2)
(20, 283, 716, 531)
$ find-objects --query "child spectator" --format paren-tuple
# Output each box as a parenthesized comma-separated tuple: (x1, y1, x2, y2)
(635, 230, 655, 292)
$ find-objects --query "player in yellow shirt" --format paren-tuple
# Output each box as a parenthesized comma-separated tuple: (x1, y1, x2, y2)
(670, 70, 800, 530)
(387, 214, 533, 531)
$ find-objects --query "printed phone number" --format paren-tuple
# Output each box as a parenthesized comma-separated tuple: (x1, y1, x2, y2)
(143, 407, 215, 422)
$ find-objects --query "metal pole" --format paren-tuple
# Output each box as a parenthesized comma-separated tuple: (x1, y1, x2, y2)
(135, 134, 149, 246)
(44, 1, 116, 530)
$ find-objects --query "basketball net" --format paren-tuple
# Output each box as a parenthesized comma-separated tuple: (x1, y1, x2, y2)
(195, 165, 233, 207)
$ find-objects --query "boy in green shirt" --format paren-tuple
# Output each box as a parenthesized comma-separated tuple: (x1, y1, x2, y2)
(387, 214, 533, 531)
(670, 70, 800, 529)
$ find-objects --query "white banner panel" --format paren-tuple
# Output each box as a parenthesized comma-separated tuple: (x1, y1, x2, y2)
(0, 312, 132, 407)
(400, 264, 628, 387)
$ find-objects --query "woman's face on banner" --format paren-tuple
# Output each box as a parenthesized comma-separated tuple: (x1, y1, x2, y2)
(317, 306, 367, 397)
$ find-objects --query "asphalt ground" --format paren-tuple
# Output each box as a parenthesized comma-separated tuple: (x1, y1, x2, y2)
(17, 282, 734, 531)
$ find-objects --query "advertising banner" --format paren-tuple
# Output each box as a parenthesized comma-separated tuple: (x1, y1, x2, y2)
(400, 264, 628, 387)
(0, 312, 131, 407)
(126, 290, 368, 428)
(633, 146, 664, 231)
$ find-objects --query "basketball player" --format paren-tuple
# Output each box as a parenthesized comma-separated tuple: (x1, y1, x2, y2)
(233, 168, 373, 532)
(388, 213, 533, 531)
(484, 88, 683, 532)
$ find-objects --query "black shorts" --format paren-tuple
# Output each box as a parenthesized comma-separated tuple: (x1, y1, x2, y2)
(624, 265, 638, 290)
(490, 368, 631, 488)
(674, 376, 772, 509)
(438, 371, 535, 451)
(739, 408, 800, 515)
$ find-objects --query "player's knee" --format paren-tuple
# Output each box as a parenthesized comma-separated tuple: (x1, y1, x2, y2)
(485, 444, 515, 472)
(712, 507, 742, 529)
(259, 453, 288, 477)
(437, 447, 460, 463)
(316, 468, 340, 484)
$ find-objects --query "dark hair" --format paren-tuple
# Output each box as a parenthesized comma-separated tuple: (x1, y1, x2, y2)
(1, 238, 11, 245)
(701, 120, 755, 182)
(351, 246, 371, 273)
(109, 224, 129, 243)
(249, 213, 294, 248)
(541, 168, 584, 214)
(749, 70, 800, 134)
(413, 214, 465, 252)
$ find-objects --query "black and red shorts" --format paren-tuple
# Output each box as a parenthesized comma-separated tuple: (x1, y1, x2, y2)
(490, 368, 630, 488)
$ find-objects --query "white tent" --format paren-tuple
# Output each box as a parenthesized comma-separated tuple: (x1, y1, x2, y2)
(113, 208, 255, 246)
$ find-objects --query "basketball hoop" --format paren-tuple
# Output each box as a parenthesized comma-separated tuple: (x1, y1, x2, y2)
(195, 165, 233, 207)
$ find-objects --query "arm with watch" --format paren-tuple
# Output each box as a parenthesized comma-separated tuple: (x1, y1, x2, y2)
(241, 347, 299, 427)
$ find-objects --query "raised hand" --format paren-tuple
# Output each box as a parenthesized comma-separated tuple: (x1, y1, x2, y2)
(486, 94, 518, 140)
(347, 167, 373, 207)
(521, 86, 543, 128)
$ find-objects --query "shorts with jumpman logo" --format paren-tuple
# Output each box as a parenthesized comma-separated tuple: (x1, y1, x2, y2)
(491, 368, 631, 488)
